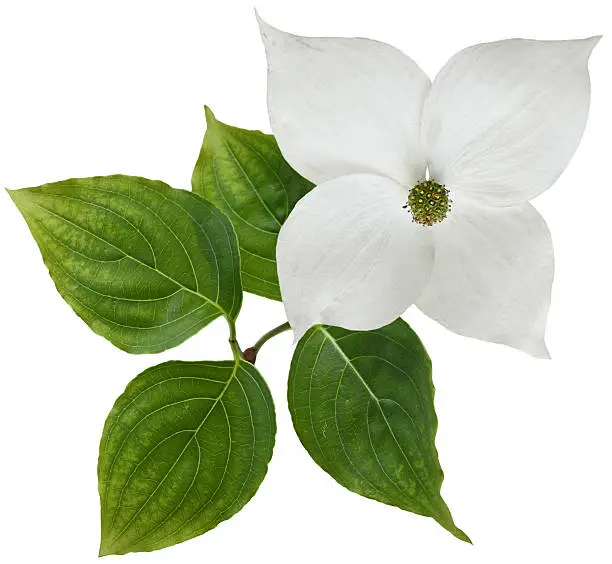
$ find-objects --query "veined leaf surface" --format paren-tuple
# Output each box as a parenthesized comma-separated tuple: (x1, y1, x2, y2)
(9, 175, 242, 353)
(98, 360, 275, 555)
(288, 319, 469, 542)
(192, 107, 313, 301)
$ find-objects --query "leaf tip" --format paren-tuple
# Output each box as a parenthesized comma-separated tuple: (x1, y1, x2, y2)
(435, 503, 472, 544)
(452, 527, 473, 544)
(204, 105, 217, 126)
(5, 186, 28, 209)
(98, 543, 112, 558)
(98, 536, 123, 558)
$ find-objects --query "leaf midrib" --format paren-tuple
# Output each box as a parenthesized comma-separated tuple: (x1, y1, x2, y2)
(221, 138, 284, 229)
(108, 363, 270, 553)
(27, 200, 230, 320)
(209, 154, 279, 236)
(106, 361, 241, 550)
(229, 133, 291, 219)
(317, 326, 442, 516)
(151, 366, 266, 547)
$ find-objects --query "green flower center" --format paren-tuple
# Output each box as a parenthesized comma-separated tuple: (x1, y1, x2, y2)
(404, 180, 450, 226)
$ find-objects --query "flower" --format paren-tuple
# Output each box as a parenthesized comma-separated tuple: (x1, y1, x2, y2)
(257, 15, 599, 357)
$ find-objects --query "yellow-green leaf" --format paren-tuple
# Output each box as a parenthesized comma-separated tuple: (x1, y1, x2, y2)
(192, 107, 313, 301)
(9, 175, 242, 353)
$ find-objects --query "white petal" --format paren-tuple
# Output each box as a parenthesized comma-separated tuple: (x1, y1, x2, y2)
(276, 173, 434, 341)
(417, 200, 554, 357)
(422, 37, 600, 206)
(258, 15, 430, 187)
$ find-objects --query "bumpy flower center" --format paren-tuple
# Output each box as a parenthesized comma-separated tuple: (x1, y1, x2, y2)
(404, 180, 450, 226)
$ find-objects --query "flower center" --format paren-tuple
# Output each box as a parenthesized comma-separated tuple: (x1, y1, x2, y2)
(404, 180, 450, 226)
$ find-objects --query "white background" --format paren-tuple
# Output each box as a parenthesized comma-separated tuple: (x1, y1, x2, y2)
(0, 0, 610, 562)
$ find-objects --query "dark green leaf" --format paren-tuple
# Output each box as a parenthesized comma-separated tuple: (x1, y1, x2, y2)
(98, 359, 275, 555)
(288, 319, 470, 542)
(192, 107, 314, 301)
(9, 175, 242, 353)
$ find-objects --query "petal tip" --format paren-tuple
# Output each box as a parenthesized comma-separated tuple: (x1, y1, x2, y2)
(581, 34, 602, 56)
(523, 339, 551, 360)
(539, 346, 552, 361)
(254, 9, 283, 45)
(253, 6, 264, 27)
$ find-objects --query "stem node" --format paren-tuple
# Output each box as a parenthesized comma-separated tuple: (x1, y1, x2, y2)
(243, 347, 258, 364)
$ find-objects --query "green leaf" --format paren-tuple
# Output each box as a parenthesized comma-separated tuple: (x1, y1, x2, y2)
(98, 359, 276, 555)
(288, 319, 470, 542)
(192, 107, 314, 301)
(8, 175, 242, 353)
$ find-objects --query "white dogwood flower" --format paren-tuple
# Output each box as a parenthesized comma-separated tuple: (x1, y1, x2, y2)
(258, 16, 599, 357)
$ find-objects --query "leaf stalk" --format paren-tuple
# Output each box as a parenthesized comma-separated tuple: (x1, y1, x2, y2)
(244, 321, 292, 364)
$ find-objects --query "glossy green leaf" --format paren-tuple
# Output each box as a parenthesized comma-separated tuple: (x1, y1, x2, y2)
(8, 175, 242, 353)
(98, 359, 276, 555)
(192, 107, 314, 301)
(288, 319, 470, 542)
